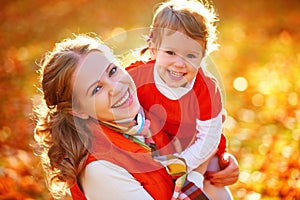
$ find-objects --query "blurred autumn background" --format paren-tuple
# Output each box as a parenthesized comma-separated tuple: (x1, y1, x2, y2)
(0, 0, 299, 199)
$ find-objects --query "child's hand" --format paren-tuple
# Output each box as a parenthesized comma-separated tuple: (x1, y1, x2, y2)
(204, 153, 239, 186)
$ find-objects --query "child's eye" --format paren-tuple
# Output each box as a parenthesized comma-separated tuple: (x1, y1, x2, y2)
(92, 85, 102, 95)
(109, 66, 118, 77)
(165, 50, 176, 56)
(187, 54, 196, 59)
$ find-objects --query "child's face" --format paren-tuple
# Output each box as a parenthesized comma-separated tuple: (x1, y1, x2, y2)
(73, 51, 140, 121)
(152, 31, 205, 88)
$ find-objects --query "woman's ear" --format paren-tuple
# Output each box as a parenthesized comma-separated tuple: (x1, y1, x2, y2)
(69, 110, 89, 119)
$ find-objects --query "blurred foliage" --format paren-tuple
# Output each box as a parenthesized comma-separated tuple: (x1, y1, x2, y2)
(212, 1, 300, 199)
(0, 0, 299, 199)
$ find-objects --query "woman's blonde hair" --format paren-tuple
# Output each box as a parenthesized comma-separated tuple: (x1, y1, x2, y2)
(33, 34, 112, 198)
(150, 0, 219, 54)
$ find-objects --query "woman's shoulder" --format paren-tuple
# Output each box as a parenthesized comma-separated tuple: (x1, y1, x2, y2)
(83, 160, 133, 183)
(85, 160, 127, 173)
(82, 160, 153, 199)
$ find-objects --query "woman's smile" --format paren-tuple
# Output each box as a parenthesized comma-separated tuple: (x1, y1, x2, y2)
(112, 89, 132, 108)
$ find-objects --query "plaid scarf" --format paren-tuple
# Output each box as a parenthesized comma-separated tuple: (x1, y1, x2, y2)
(100, 109, 211, 200)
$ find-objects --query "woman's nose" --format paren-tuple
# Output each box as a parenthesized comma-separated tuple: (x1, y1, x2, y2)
(107, 80, 122, 96)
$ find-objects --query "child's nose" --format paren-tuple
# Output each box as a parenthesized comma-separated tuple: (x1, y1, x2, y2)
(174, 56, 185, 68)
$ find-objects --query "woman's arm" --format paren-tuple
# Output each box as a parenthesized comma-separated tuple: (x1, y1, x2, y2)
(81, 160, 153, 200)
(205, 153, 239, 186)
(176, 112, 223, 172)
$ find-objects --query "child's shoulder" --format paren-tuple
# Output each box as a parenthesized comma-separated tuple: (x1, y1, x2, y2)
(197, 68, 219, 86)
(126, 59, 155, 70)
(126, 60, 155, 75)
(126, 60, 145, 70)
(126, 60, 155, 85)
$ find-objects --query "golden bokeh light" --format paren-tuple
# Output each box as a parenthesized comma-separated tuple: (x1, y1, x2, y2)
(252, 93, 264, 107)
(233, 76, 248, 92)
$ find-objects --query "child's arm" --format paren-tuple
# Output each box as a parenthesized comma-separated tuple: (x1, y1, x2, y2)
(175, 112, 223, 172)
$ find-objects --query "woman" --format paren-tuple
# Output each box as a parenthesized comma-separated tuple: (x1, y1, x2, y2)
(33, 34, 175, 199)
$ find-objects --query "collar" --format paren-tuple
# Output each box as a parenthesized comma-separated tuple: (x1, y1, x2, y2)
(100, 108, 150, 137)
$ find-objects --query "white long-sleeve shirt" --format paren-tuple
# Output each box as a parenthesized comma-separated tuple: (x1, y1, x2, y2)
(176, 114, 222, 172)
(81, 160, 153, 200)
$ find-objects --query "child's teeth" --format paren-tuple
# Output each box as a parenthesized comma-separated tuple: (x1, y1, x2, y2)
(170, 70, 183, 77)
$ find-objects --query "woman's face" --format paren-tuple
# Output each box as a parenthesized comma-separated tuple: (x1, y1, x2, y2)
(151, 31, 205, 88)
(73, 50, 140, 121)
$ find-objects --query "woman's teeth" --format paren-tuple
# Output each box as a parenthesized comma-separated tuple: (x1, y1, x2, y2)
(112, 91, 129, 108)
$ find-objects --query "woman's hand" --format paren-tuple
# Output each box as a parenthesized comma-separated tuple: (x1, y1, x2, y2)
(204, 153, 239, 186)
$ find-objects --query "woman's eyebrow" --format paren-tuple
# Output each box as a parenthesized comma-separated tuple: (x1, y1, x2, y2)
(85, 63, 114, 96)
(86, 80, 99, 96)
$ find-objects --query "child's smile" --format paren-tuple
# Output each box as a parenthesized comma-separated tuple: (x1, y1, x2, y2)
(168, 69, 186, 81)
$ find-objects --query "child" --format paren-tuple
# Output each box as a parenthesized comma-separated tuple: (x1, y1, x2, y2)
(33, 34, 211, 199)
(126, 0, 239, 199)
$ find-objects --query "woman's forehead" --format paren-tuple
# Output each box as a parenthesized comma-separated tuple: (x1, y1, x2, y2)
(79, 51, 111, 76)
(72, 51, 112, 95)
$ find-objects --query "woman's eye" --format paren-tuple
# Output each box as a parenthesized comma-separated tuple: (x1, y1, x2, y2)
(187, 54, 196, 59)
(109, 66, 117, 77)
(92, 85, 102, 95)
(165, 50, 176, 56)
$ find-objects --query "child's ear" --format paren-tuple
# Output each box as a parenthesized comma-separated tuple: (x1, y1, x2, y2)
(69, 110, 89, 119)
(148, 42, 157, 60)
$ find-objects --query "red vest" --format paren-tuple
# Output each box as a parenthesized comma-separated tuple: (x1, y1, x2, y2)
(70, 122, 174, 200)
(127, 60, 227, 155)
